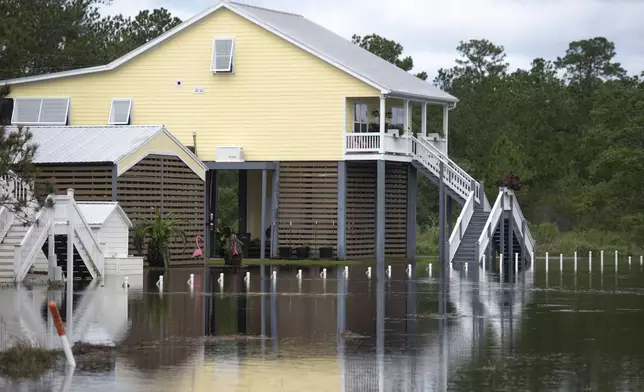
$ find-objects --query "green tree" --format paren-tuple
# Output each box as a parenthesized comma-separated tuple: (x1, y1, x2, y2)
(555, 37, 626, 85)
(0, 87, 41, 218)
(0, 0, 181, 80)
(352, 33, 427, 80)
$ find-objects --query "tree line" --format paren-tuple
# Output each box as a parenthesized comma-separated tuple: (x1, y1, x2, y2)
(2, 1, 642, 244)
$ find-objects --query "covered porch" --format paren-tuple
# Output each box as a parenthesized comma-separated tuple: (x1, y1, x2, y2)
(344, 95, 452, 159)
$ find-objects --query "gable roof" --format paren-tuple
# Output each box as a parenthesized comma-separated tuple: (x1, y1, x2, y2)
(0, 1, 457, 103)
(76, 202, 133, 228)
(4, 125, 206, 173)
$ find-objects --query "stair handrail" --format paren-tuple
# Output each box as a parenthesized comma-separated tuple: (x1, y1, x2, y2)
(0, 171, 33, 205)
(70, 200, 104, 277)
(410, 137, 472, 201)
(13, 206, 54, 282)
(417, 136, 477, 188)
(510, 193, 535, 259)
(448, 191, 476, 262)
(411, 135, 481, 203)
(0, 206, 14, 243)
(476, 190, 504, 262)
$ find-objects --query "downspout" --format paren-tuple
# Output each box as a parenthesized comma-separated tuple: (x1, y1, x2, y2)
(192, 131, 198, 157)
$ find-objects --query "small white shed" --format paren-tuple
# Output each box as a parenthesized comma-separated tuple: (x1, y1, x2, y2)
(76, 202, 132, 257)
(76, 202, 143, 275)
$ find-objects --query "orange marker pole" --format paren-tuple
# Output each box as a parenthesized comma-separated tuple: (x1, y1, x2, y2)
(48, 301, 76, 367)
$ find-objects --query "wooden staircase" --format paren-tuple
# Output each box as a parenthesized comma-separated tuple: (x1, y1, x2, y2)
(408, 135, 534, 269)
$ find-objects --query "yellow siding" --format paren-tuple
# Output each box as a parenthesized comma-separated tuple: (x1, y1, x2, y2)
(117, 131, 206, 180)
(8, 8, 379, 161)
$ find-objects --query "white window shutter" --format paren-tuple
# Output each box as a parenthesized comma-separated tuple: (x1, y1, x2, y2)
(109, 99, 132, 125)
(211, 38, 235, 73)
(12, 98, 41, 124)
(12, 98, 69, 124)
(39, 98, 69, 124)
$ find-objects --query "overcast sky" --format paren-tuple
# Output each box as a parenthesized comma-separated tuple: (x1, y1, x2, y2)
(101, 0, 644, 80)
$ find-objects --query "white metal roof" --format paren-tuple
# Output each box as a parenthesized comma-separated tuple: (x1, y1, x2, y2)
(76, 202, 133, 228)
(5, 125, 161, 164)
(0, 1, 457, 103)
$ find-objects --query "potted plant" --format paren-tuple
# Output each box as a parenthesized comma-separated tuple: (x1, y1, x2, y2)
(388, 124, 405, 137)
(215, 226, 233, 258)
(134, 208, 187, 269)
(223, 233, 243, 266)
(496, 171, 522, 191)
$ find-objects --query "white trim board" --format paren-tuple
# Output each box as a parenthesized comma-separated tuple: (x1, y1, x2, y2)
(117, 150, 206, 181)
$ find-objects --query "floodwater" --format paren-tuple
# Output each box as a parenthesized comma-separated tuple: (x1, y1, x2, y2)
(2, 260, 644, 391)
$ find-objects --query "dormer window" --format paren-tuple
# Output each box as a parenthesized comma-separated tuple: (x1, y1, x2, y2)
(11, 97, 70, 125)
(109, 98, 132, 125)
(211, 38, 235, 74)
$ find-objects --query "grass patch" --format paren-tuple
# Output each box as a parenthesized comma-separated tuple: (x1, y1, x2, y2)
(0, 342, 61, 380)
(530, 222, 644, 256)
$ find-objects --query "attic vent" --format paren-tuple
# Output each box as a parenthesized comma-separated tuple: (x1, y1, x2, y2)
(12, 97, 70, 125)
(211, 38, 235, 73)
(109, 99, 132, 125)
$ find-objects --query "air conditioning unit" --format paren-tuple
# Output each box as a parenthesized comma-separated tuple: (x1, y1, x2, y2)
(216, 146, 244, 162)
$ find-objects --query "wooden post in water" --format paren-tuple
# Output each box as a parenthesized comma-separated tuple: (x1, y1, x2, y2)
(615, 250, 618, 273)
(574, 251, 578, 273)
(545, 252, 549, 274)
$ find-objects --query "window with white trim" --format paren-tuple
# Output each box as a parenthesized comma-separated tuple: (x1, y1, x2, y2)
(109, 99, 132, 125)
(210, 38, 235, 73)
(353, 103, 368, 133)
(11, 98, 70, 125)
(391, 107, 405, 125)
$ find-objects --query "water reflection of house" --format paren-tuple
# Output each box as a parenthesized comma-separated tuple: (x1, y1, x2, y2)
(342, 269, 535, 391)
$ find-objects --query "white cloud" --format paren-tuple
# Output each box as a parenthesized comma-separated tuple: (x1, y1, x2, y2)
(100, 0, 644, 79)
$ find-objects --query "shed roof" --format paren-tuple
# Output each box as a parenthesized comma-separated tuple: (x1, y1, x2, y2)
(3, 125, 207, 178)
(0, 1, 457, 103)
(76, 202, 133, 228)
(9, 125, 161, 164)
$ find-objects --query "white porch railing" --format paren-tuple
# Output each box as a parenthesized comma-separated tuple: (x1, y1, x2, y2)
(0, 207, 14, 243)
(448, 191, 475, 262)
(477, 191, 504, 263)
(410, 136, 474, 201)
(414, 136, 481, 203)
(476, 188, 535, 262)
(383, 133, 411, 155)
(71, 201, 104, 278)
(54, 191, 104, 278)
(0, 172, 33, 205)
(13, 206, 54, 282)
(345, 132, 482, 205)
(510, 190, 535, 260)
(345, 133, 381, 152)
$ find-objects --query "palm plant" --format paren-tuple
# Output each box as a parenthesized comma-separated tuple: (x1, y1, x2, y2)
(134, 208, 187, 268)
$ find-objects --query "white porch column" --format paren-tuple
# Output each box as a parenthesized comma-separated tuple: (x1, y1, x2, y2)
(379, 95, 386, 153)
(422, 102, 427, 137)
(442, 104, 449, 155)
(403, 99, 410, 135)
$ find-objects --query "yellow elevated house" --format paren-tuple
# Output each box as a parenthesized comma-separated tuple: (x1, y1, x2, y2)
(1, 1, 534, 271)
